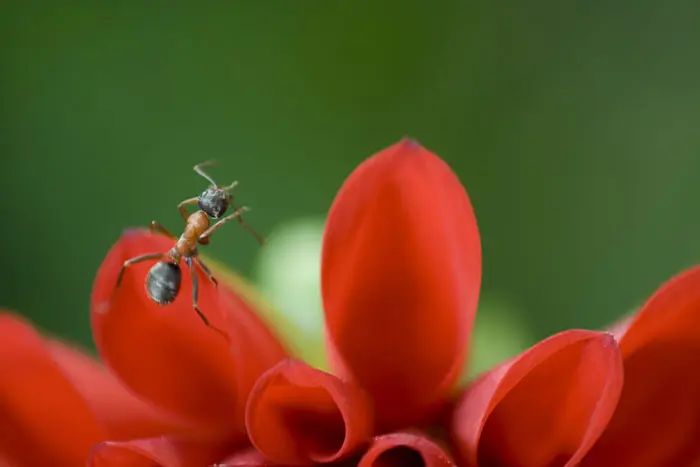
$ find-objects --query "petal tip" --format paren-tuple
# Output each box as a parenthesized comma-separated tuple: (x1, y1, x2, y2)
(119, 227, 146, 239)
(398, 136, 423, 149)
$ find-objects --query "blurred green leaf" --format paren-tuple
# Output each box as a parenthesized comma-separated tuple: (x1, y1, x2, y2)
(252, 217, 328, 370)
(463, 295, 536, 383)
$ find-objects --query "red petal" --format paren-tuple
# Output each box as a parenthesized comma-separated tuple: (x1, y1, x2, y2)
(91, 231, 287, 437)
(321, 139, 481, 429)
(358, 432, 456, 467)
(88, 436, 230, 467)
(582, 266, 700, 466)
(0, 312, 197, 467)
(451, 330, 623, 467)
(0, 313, 105, 466)
(245, 359, 373, 464)
(47, 340, 199, 440)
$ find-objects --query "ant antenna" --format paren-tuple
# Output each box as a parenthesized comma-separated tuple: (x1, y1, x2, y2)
(194, 161, 219, 187)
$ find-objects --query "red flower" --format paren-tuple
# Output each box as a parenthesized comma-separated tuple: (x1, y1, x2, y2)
(2, 139, 699, 466)
(243, 140, 623, 466)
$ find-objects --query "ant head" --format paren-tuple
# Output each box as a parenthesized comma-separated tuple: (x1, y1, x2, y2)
(146, 261, 182, 305)
(197, 187, 229, 219)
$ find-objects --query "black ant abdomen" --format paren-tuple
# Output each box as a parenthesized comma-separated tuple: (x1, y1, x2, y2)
(146, 261, 182, 305)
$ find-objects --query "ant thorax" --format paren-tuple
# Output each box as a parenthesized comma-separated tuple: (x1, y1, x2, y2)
(197, 187, 229, 219)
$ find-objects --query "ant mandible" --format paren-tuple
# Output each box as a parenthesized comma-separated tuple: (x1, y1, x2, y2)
(112, 161, 264, 342)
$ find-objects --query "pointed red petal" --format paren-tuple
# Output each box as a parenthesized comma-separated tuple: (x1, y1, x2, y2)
(321, 139, 481, 429)
(358, 432, 456, 467)
(91, 231, 287, 437)
(88, 436, 230, 467)
(582, 266, 700, 466)
(451, 330, 623, 467)
(245, 359, 373, 464)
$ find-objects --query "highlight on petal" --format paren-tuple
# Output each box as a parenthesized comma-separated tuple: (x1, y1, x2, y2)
(90, 231, 287, 437)
(246, 358, 373, 464)
(451, 330, 623, 467)
(217, 447, 294, 466)
(582, 266, 700, 466)
(321, 138, 482, 429)
(88, 436, 230, 467)
(358, 432, 456, 467)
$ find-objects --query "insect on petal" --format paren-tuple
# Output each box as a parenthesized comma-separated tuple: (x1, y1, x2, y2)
(322, 139, 481, 430)
(451, 330, 623, 467)
(90, 231, 287, 438)
(245, 358, 373, 464)
(88, 436, 230, 467)
(582, 266, 700, 467)
(358, 432, 456, 467)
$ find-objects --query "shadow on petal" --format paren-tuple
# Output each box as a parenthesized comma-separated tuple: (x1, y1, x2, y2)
(358, 432, 456, 467)
(451, 330, 623, 467)
(322, 139, 482, 430)
(88, 436, 231, 467)
(90, 231, 287, 437)
(246, 359, 373, 464)
(582, 266, 700, 466)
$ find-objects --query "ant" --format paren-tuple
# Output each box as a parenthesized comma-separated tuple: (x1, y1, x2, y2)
(112, 161, 264, 342)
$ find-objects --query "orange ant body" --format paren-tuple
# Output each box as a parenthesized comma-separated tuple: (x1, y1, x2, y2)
(113, 161, 264, 342)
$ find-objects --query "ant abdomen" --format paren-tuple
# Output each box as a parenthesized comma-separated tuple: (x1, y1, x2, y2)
(146, 261, 182, 305)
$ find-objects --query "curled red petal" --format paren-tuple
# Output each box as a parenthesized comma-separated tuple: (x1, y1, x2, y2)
(451, 330, 623, 467)
(582, 266, 700, 466)
(358, 432, 456, 467)
(88, 436, 230, 467)
(321, 139, 481, 429)
(91, 231, 287, 437)
(245, 358, 373, 464)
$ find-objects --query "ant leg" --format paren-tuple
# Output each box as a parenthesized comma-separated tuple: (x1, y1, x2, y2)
(150, 220, 176, 239)
(177, 197, 199, 221)
(195, 257, 218, 286)
(193, 161, 218, 186)
(185, 257, 230, 343)
(114, 253, 166, 291)
(198, 206, 265, 245)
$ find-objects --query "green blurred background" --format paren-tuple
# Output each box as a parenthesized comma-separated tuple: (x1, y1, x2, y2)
(2, 2, 699, 373)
